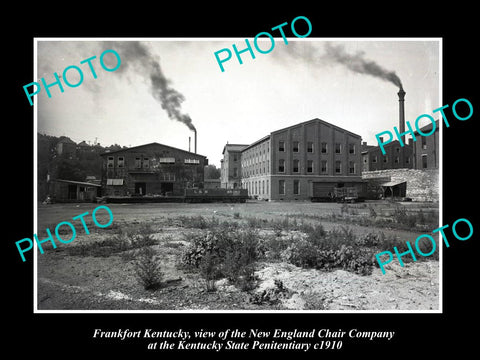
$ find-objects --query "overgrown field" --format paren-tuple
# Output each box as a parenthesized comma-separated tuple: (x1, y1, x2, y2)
(36, 201, 440, 311)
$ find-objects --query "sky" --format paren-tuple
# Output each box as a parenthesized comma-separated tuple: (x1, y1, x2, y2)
(35, 38, 440, 167)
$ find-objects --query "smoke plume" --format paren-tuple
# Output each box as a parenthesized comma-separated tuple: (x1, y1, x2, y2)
(323, 43, 403, 89)
(105, 41, 196, 131)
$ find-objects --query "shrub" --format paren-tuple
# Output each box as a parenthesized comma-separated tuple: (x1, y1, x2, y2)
(282, 227, 375, 275)
(181, 227, 260, 291)
(198, 252, 222, 292)
(133, 246, 163, 290)
(393, 206, 417, 228)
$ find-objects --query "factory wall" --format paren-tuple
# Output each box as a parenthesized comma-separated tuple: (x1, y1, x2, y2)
(101, 142, 207, 197)
(362, 169, 439, 202)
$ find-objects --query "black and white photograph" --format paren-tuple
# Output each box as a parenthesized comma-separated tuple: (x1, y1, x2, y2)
(33, 38, 441, 312)
(7, 8, 478, 357)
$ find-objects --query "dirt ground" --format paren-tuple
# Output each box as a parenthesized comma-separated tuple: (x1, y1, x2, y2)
(36, 201, 440, 311)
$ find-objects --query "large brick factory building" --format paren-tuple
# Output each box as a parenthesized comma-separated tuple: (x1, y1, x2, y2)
(221, 118, 365, 201)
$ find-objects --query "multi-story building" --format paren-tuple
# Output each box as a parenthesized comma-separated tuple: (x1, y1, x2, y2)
(100, 142, 207, 197)
(412, 120, 439, 170)
(361, 139, 413, 172)
(220, 144, 248, 189)
(235, 118, 364, 200)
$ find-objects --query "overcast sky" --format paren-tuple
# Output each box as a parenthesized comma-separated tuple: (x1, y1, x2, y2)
(36, 38, 440, 166)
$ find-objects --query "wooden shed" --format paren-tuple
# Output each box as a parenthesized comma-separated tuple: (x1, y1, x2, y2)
(48, 179, 101, 202)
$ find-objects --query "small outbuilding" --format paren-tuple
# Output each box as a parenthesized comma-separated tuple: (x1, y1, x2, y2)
(47, 179, 101, 202)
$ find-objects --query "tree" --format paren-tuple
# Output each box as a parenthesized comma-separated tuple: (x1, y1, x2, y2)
(204, 164, 221, 179)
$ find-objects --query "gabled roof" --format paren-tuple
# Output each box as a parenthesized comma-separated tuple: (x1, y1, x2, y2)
(241, 118, 361, 152)
(222, 144, 249, 154)
(100, 142, 207, 158)
(271, 118, 362, 139)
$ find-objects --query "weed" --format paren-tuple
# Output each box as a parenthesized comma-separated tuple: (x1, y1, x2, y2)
(133, 246, 163, 291)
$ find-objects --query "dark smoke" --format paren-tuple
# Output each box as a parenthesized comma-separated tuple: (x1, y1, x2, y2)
(323, 43, 403, 89)
(104, 41, 195, 131)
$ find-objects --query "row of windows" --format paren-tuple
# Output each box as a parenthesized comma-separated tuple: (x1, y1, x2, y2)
(106, 156, 200, 168)
(243, 160, 270, 177)
(244, 179, 269, 196)
(366, 155, 411, 164)
(244, 179, 302, 196)
(242, 142, 270, 161)
(277, 159, 356, 174)
(277, 141, 356, 154)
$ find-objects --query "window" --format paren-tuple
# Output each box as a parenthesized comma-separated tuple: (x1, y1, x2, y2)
(262, 180, 265, 194)
(279, 180, 285, 195)
(335, 143, 342, 154)
(143, 157, 149, 168)
(321, 160, 327, 174)
(307, 141, 314, 153)
(278, 159, 285, 173)
(160, 157, 175, 164)
(372, 155, 378, 163)
(394, 156, 399, 164)
(233, 154, 238, 161)
(117, 156, 124, 168)
(422, 136, 427, 150)
(422, 154, 428, 169)
(293, 141, 299, 152)
(349, 143, 355, 154)
(307, 160, 314, 173)
(279, 140, 285, 152)
(321, 142, 328, 154)
(107, 156, 114, 168)
(184, 158, 200, 164)
(293, 159, 299, 173)
(107, 179, 124, 185)
(135, 157, 141, 168)
(233, 167, 238, 177)
(349, 161, 356, 174)
(161, 173, 175, 181)
(383, 156, 388, 163)
(406, 156, 411, 164)
(293, 180, 300, 195)
(266, 179, 269, 194)
(335, 160, 342, 174)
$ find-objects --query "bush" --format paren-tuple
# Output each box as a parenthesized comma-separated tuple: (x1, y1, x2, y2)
(282, 226, 375, 275)
(182, 227, 260, 291)
(133, 247, 163, 290)
(393, 206, 417, 228)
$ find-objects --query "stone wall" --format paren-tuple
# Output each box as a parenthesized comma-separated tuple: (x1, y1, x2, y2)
(362, 169, 439, 202)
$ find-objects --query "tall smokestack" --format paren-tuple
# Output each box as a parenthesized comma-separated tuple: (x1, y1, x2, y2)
(193, 129, 197, 154)
(398, 87, 406, 145)
(189, 136, 191, 152)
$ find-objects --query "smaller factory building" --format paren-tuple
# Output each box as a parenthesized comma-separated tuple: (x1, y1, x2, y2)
(100, 142, 208, 197)
(220, 144, 248, 189)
